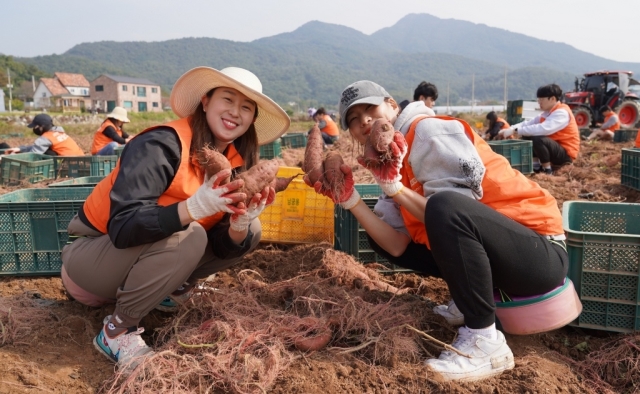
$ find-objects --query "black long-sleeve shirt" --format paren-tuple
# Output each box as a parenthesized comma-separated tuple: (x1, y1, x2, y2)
(103, 125, 130, 144)
(487, 121, 506, 140)
(78, 127, 252, 258)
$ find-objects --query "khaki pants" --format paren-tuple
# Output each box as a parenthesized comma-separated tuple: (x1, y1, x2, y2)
(61, 215, 261, 320)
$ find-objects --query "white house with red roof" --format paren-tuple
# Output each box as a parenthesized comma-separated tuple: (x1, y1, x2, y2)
(34, 72, 91, 112)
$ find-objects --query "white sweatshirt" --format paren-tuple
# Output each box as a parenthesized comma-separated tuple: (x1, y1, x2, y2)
(372, 101, 486, 235)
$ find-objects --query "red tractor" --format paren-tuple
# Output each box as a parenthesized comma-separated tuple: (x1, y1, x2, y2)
(564, 70, 640, 128)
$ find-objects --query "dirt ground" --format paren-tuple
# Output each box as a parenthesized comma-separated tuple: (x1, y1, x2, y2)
(0, 128, 639, 393)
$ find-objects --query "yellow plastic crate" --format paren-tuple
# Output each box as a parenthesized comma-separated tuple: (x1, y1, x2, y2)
(259, 166, 334, 244)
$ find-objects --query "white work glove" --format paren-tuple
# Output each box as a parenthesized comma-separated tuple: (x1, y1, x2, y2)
(186, 169, 246, 221)
(229, 186, 274, 232)
(498, 127, 515, 139)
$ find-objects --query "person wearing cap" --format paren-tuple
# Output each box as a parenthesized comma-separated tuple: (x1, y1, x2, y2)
(306, 80, 568, 382)
(61, 66, 290, 373)
(4, 113, 84, 156)
(91, 107, 133, 156)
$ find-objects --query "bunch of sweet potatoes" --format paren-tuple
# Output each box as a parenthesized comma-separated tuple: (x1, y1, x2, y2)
(303, 125, 347, 195)
(197, 146, 294, 205)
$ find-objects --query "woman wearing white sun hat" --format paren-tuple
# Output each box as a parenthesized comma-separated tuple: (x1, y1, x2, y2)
(91, 106, 133, 155)
(61, 66, 290, 373)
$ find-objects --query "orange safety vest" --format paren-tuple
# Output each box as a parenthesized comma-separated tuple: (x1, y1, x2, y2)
(399, 115, 564, 249)
(82, 117, 244, 234)
(635, 130, 640, 148)
(603, 112, 621, 132)
(41, 131, 84, 156)
(540, 103, 580, 160)
(91, 119, 124, 155)
(497, 117, 510, 129)
(320, 114, 340, 136)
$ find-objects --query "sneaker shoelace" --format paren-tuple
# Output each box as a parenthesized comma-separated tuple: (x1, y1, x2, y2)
(117, 328, 150, 360)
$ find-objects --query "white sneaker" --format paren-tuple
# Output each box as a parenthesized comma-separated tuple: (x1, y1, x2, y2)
(155, 283, 219, 313)
(425, 327, 514, 382)
(93, 315, 154, 373)
(433, 300, 465, 325)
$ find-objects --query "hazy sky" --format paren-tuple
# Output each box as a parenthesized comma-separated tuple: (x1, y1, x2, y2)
(2, 0, 639, 63)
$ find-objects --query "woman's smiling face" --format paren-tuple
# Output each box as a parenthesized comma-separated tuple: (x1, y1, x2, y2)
(202, 87, 257, 151)
(345, 100, 398, 145)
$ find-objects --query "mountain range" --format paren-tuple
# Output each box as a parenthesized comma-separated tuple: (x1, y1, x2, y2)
(10, 13, 640, 109)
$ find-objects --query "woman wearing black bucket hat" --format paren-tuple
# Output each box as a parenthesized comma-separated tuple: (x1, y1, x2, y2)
(61, 66, 290, 374)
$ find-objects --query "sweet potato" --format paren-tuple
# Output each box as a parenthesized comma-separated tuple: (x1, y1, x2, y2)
(360, 118, 396, 166)
(235, 159, 280, 205)
(303, 125, 324, 185)
(197, 145, 232, 184)
(369, 118, 395, 153)
(275, 175, 296, 193)
(322, 151, 346, 197)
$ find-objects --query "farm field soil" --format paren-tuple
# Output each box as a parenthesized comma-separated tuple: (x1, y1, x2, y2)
(0, 131, 639, 393)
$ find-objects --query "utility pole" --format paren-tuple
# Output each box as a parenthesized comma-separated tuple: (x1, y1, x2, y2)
(446, 81, 450, 115)
(471, 73, 475, 113)
(504, 67, 508, 110)
(7, 68, 13, 112)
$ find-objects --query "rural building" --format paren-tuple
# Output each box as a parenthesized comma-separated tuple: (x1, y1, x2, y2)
(90, 75, 162, 113)
(34, 72, 91, 112)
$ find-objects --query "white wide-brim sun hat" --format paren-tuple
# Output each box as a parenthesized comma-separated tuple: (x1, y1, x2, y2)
(170, 66, 290, 145)
(107, 106, 130, 123)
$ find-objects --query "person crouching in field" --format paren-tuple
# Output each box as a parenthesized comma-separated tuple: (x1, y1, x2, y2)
(61, 66, 290, 373)
(483, 111, 510, 141)
(496, 84, 580, 175)
(91, 107, 133, 156)
(585, 105, 620, 142)
(306, 80, 569, 382)
(4, 113, 84, 156)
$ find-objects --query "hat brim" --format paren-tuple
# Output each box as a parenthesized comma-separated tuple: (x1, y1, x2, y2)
(170, 67, 290, 145)
(340, 96, 385, 130)
(108, 115, 130, 123)
(27, 121, 36, 128)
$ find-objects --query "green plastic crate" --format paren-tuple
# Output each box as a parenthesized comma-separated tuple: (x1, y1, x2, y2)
(487, 139, 533, 174)
(115, 145, 125, 158)
(613, 129, 638, 143)
(259, 138, 282, 159)
(281, 133, 308, 149)
(49, 176, 105, 188)
(0, 187, 94, 276)
(621, 148, 640, 191)
(563, 201, 640, 333)
(334, 184, 413, 273)
(0, 153, 55, 185)
(53, 155, 118, 179)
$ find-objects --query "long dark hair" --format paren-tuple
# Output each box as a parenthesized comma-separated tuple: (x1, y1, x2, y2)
(189, 88, 259, 172)
(486, 111, 498, 130)
(106, 117, 124, 131)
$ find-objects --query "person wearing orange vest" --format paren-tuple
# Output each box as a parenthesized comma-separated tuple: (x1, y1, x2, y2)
(311, 107, 340, 144)
(91, 107, 132, 155)
(483, 111, 510, 141)
(498, 84, 580, 175)
(585, 105, 620, 141)
(5, 113, 84, 156)
(307, 80, 569, 382)
(61, 66, 290, 373)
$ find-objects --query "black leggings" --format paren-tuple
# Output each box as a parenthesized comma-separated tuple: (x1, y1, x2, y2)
(367, 191, 568, 329)
(522, 136, 572, 165)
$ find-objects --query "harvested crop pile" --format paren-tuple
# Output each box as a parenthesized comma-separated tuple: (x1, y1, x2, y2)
(104, 245, 437, 393)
